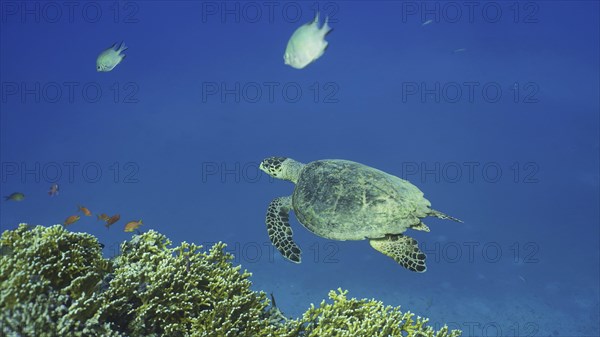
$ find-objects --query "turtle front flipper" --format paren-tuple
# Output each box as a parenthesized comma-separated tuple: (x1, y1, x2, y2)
(266, 196, 302, 263)
(369, 235, 426, 272)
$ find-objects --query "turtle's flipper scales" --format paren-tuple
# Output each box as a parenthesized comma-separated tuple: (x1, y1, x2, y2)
(266, 196, 302, 263)
(369, 235, 426, 272)
(411, 222, 430, 232)
(430, 209, 463, 223)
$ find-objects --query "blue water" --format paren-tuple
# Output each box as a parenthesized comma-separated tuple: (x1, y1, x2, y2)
(1, 1, 598, 336)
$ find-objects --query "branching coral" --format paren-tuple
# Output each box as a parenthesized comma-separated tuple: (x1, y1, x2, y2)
(0, 224, 114, 336)
(1, 291, 123, 337)
(289, 288, 461, 337)
(0, 224, 461, 337)
(0, 224, 109, 306)
(95, 230, 272, 336)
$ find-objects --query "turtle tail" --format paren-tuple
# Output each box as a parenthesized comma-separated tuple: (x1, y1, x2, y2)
(430, 209, 463, 223)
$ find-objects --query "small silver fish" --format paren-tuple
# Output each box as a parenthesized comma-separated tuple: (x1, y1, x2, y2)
(284, 12, 332, 69)
(48, 183, 59, 196)
(453, 48, 467, 53)
(97, 42, 128, 72)
(422, 19, 433, 26)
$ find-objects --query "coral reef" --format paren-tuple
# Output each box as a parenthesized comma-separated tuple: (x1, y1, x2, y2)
(94, 231, 272, 336)
(287, 289, 461, 337)
(0, 224, 461, 337)
(0, 224, 117, 335)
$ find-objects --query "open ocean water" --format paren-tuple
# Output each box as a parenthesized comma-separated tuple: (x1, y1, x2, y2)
(1, 1, 599, 336)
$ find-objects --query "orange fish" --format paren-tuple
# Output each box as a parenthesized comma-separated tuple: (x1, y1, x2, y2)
(124, 219, 143, 232)
(78, 205, 92, 216)
(97, 213, 110, 221)
(105, 214, 120, 228)
(64, 215, 80, 226)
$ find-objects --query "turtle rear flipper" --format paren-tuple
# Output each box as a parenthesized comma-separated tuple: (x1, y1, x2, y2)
(266, 196, 302, 263)
(410, 222, 430, 232)
(369, 235, 426, 272)
(430, 209, 463, 223)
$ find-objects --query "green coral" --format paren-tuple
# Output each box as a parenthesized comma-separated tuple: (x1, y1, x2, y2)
(95, 230, 272, 336)
(1, 291, 123, 337)
(0, 224, 461, 337)
(288, 289, 461, 337)
(0, 224, 109, 307)
(0, 224, 116, 335)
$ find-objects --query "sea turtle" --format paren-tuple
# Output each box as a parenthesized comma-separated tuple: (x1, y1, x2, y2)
(259, 157, 462, 272)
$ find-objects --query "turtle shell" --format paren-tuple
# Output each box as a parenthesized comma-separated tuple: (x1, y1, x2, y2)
(292, 160, 432, 240)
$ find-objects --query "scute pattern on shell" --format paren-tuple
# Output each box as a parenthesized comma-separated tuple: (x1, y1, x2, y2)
(292, 160, 432, 241)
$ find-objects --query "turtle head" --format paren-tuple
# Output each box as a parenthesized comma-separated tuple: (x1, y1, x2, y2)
(260, 157, 304, 183)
